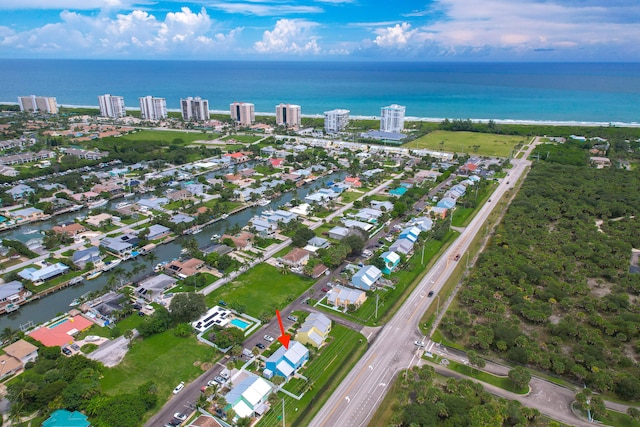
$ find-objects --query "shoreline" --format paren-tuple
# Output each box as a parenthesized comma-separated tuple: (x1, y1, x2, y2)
(3, 101, 640, 128)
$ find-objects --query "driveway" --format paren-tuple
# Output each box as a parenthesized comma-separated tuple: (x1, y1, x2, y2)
(87, 330, 138, 367)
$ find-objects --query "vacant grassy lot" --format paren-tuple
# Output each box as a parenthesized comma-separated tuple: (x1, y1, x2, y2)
(101, 330, 216, 399)
(257, 324, 368, 427)
(339, 190, 365, 204)
(221, 134, 263, 143)
(405, 130, 527, 157)
(121, 129, 211, 144)
(204, 264, 314, 317)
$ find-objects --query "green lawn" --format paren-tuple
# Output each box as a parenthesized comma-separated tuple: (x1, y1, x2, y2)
(221, 134, 263, 143)
(101, 330, 217, 400)
(405, 130, 527, 157)
(258, 324, 368, 427)
(204, 264, 314, 318)
(599, 410, 640, 427)
(339, 191, 364, 204)
(121, 129, 210, 144)
(444, 359, 529, 394)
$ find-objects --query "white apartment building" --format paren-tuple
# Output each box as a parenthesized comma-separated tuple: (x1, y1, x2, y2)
(98, 94, 126, 118)
(230, 102, 255, 126)
(181, 97, 209, 121)
(139, 96, 167, 120)
(324, 109, 350, 133)
(275, 103, 301, 128)
(17, 96, 58, 114)
(380, 104, 406, 133)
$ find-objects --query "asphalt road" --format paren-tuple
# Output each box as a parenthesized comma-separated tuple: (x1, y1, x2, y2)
(309, 149, 536, 426)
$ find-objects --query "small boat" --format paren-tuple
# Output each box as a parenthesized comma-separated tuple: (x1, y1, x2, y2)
(88, 199, 108, 209)
(220, 214, 229, 219)
(86, 271, 103, 280)
(69, 298, 81, 307)
(211, 234, 221, 241)
(154, 261, 168, 272)
(23, 229, 39, 235)
(123, 192, 135, 198)
(262, 209, 275, 216)
(5, 303, 19, 313)
(68, 276, 84, 285)
(256, 198, 270, 206)
(180, 248, 188, 254)
(116, 201, 131, 209)
(102, 259, 122, 271)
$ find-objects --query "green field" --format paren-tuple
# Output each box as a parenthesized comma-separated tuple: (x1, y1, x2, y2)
(257, 324, 368, 427)
(204, 263, 314, 318)
(120, 129, 211, 144)
(405, 130, 528, 157)
(221, 134, 264, 144)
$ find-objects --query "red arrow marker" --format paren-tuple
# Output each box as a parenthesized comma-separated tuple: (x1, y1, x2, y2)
(276, 310, 291, 349)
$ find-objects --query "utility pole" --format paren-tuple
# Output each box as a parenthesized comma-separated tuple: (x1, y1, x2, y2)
(282, 398, 286, 427)
(375, 294, 379, 319)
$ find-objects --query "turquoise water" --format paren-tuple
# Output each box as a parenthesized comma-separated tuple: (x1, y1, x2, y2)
(1, 60, 639, 123)
(48, 317, 69, 329)
(230, 318, 250, 330)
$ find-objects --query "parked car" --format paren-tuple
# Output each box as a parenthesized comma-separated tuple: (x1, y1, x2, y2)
(207, 379, 217, 387)
(174, 412, 187, 422)
(415, 341, 426, 347)
(428, 291, 434, 297)
(172, 381, 185, 394)
(321, 287, 329, 292)
(256, 342, 266, 349)
(214, 375, 225, 384)
(264, 335, 274, 342)
(287, 315, 298, 322)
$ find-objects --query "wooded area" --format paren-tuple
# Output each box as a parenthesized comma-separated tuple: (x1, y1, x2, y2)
(441, 162, 640, 400)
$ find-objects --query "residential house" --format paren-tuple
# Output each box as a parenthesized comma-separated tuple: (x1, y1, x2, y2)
(266, 209, 297, 224)
(307, 236, 329, 249)
(18, 263, 69, 284)
(9, 207, 45, 221)
(250, 217, 276, 236)
(170, 213, 195, 224)
(0, 339, 38, 380)
(281, 248, 311, 267)
(188, 414, 228, 427)
(224, 375, 272, 420)
(437, 197, 456, 209)
(52, 222, 86, 237)
(268, 158, 285, 168)
(6, 184, 35, 200)
(0, 165, 19, 177)
(135, 273, 177, 301)
(327, 285, 367, 308)
(221, 231, 254, 250)
(354, 208, 383, 222)
(147, 224, 171, 241)
(389, 187, 407, 197)
(297, 313, 331, 348)
(137, 197, 168, 211)
(264, 340, 309, 379)
(224, 152, 250, 163)
(413, 217, 433, 232)
(311, 263, 329, 278)
(389, 238, 414, 255)
(72, 247, 102, 269)
(289, 203, 311, 217)
(167, 189, 192, 202)
(328, 226, 350, 240)
(0, 281, 32, 314)
(164, 257, 204, 279)
(344, 176, 362, 187)
(370, 200, 394, 212)
(100, 236, 135, 258)
(399, 226, 421, 243)
(342, 219, 374, 233)
(415, 169, 442, 181)
(380, 251, 401, 274)
(351, 265, 382, 291)
(85, 213, 113, 227)
(42, 410, 90, 427)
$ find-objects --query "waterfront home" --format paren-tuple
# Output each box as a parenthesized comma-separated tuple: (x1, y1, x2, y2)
(0, 280, 32, 314)
(6, 184, 35, 200)
(100, 236, 135, 258)
(135, 273, 177, 301)
(146, 224, 171, 241)
(221, 231, 254, 250)
(268, 158, 285, 168)
(71, 191, 100, 202)
(327, 285, 367, 309)
(351, 265, 382, 291)
(265, 209, 297, 224)
(344, 176, 362, 188)
(0, 339, 38, 380)
(85, 213, 113, 228)
(167, 189, 192, 202)
(224, 152, 250, 163)
(250, 217, 276, 236)
(170, 213, 195, 224)
(380, 251, 401, 274)
(52, 222, 86, 237)
(264, 340, 309, 379)
(72, 247, 102, 269)
(18, 263, 69, 284)
(9, 207, 45, 222)
(224, 375, 272, 421)
(297, 313, 331, 348)
(281, 248, 310, 267)
(164, 257, 205, 279)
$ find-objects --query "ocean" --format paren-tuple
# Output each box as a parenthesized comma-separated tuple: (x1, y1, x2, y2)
(0, 59, 639, 124)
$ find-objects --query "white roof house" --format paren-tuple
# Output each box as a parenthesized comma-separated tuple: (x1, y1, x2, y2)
(327, 285, 366, 308)
(351, 265, 382, 291)
(225, 375, 272, 419)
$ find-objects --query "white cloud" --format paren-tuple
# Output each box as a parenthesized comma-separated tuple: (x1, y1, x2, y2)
(210, 2, 322, 16)
(0, 7, 242, 57)
(254, 19, 321, 54)
(0, 0, 139, 10)
(373, 23, 425, 48)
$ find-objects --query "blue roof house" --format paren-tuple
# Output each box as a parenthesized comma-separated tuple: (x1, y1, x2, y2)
(6, 184, 35, 200)
(437, 197, 456, 209)
(351, 265, 382, 291)
(42, 409, 90, 427)
(72, 247, 102, 268)
(380, 251, 401, 274)
(264, 340, 309, 379)
(399, 226, 421, 243)
(389, 187, 407, 197)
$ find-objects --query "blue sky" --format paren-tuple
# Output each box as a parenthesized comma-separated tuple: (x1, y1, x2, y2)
(0, 0, 638, 61)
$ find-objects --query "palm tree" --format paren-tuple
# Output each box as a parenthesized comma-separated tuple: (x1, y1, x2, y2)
(146, 252, 158, 267)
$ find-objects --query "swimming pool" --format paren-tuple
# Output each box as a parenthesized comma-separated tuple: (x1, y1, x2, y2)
(48, 318, 69, 329)
(230, 318, 250, 330)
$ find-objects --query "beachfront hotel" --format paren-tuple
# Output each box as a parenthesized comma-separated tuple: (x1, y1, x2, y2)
(139, 96, 167, 120)
(380, 104, 406, 133)
(181, 96, 210, 121)
(275, 103, 301, 128)
(17, 95, 58, 114)
(324, 109, 350, 133)
(230, 102, 255, 126)
(98, 94, 126, 118)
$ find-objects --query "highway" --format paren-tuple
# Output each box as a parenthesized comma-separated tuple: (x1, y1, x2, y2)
(310, 146, 537, 427)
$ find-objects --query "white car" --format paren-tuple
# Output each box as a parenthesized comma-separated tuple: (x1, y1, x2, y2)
(264, 335, 275, 342)
(174, 412, 187, 422)
(172, 381, 185, 394)
(414, 341, 425, 347)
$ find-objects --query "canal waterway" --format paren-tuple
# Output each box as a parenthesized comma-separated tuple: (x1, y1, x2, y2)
(0, 170, 345, 329)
